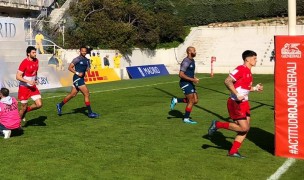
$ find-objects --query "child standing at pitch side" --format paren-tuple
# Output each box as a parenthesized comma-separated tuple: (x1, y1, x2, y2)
(208, 50, 263, 158)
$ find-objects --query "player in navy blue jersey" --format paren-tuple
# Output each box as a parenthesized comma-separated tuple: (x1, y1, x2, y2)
(170, 46, 199, 124)
(56, 46, 99, 118)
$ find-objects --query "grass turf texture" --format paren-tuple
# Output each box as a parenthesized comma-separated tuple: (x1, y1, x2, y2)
(1, 74, 303, 179)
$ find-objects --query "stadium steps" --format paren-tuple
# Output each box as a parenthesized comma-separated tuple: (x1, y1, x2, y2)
(0, 41, 28, 49)
(49, 0, 75, 26)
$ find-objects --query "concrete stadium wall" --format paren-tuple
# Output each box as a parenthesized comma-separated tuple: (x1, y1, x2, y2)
(62, 25, 304, 77)
(192, 25, 304, 74)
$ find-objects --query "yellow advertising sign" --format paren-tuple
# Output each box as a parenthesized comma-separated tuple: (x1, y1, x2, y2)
(84, 68, 121, 84)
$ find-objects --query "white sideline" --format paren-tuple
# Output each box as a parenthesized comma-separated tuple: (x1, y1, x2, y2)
(44, 81, 177, 100)
(43, 77, 207, 100)
(267, 158, 296, 180)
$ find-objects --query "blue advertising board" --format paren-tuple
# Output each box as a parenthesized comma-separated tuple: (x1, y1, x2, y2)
(126, 64, 169, 79)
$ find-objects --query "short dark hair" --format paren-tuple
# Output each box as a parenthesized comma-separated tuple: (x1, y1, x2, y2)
(80, 46, 87, 51)
(0, 88, 9, 97)
(242, 50, 257, 60)
(26, 46, 36, 54)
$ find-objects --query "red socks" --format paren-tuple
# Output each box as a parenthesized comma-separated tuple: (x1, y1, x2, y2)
(229, 141, 242, 154)
(26, 106, 32, 112)
(63, 99, 68, 104)
(215, 121, 229, 129)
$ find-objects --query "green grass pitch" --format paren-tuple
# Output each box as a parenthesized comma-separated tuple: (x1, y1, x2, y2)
(1, 74, 303, 179)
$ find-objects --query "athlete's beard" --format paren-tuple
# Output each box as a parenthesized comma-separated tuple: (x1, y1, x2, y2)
(191, 53, 196, 57)
(30, 55, 36, 59)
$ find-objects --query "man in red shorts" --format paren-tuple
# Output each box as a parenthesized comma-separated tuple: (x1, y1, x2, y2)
(208, 50, 263, 158)
(16, 46, 42, 121)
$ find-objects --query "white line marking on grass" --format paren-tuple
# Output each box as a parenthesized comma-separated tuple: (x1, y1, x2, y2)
(43, 77, 208, 100)
(267, 158, 296, 180)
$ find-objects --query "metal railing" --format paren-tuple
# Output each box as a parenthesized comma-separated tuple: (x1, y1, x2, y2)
(28, 38, 65, 54)
(0, 0, 54, 7)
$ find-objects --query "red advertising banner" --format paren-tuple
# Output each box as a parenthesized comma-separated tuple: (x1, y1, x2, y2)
(275, 36, 304, 159)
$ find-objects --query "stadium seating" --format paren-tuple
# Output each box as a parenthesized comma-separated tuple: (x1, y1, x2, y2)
(174, 25, 304, 74)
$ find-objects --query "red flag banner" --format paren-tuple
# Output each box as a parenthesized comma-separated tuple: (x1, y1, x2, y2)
(275, 36, 304, 159)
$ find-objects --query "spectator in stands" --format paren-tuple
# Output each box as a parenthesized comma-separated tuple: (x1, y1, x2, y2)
(270, 50, 275, 62)
(56, 50, 64, 71)
(86, 46, 93, 59)
(96, 52, 102, 69)
(0, 88, 22, 139)
(35, 32, 44, 54)
(90, 53, 97, 69)
(104, 55, 110, 68)
(113, 52, 122, 68)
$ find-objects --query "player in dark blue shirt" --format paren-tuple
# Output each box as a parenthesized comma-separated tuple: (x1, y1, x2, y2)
(170, 46, 199, 124)
(56, 46, 99, 118)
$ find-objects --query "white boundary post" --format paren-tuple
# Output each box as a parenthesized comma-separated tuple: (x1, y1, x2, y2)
(288, 0, 297, 35)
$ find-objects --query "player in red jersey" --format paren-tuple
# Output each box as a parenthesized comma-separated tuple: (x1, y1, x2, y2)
(16, 46, 42, 121)
(208, 50, 263, 158)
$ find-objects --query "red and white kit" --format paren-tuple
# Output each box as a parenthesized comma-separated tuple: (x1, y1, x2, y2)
(228, 65, 253, 120)
(18, 58, 41, 103)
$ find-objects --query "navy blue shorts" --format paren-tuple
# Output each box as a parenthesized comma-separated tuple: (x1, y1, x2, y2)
(179, 82, 196, 95)
(73, 76, 85, 90)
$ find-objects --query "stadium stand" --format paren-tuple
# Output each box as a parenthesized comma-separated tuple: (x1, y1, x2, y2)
(174, 25, 304, 74)
(0, 0, 67, 83)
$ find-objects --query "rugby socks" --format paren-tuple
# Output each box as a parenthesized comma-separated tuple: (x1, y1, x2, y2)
(184, 107, 192, 119)
(26, 106, 32, 112)
(216, 121, 229, 129)
(85, 101, 93, 114)
(177, 98, 188, 103)
(59, 99, 68, 107)
(229, 141, 242, 155)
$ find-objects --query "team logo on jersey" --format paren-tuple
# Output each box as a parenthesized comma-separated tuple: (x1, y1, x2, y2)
(80, 61, 84, 64)
(281, 43, 302, 58)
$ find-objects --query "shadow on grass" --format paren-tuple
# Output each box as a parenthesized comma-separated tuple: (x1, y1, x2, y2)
(61, 107, 88, 116)
(202, 132, 233, 151)
(11, 128, 24, 137)
(202, 127, 274, 155)
(167, 110, 184, 120)
(154, 87, 230, 121)
(195, 104, 230, 122)
(247, 127, 274, 155)
(23, 116, 47, 127)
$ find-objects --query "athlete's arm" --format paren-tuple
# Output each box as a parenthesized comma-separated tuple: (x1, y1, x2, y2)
(224, 75, 244, 101)
(179, 71, 199, 83)
(16, 71, 35, 85)
(68, 63, 83, 77)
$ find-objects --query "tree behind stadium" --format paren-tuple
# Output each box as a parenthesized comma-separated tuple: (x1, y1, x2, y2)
(64, 0, 185, 54)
